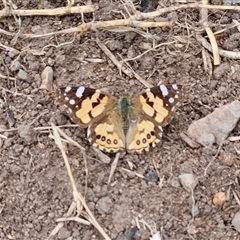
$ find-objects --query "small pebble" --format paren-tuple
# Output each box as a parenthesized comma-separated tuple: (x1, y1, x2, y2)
(58, 227, 71, 240)
(179, 173, 198, 192)
(97, 196, 113, 214)
(197, 133, 215, 146)
(17, 69, 28, 81)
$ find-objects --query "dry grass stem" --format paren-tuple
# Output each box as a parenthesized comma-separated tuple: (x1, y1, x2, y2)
(196, 34, 240, 60)
(0, 43, 20, 55)
(49, 202, 76, 236)
(205, 27, 220, 65)
(122, 40, 177, 63)
(51, 123, 79, 193)
(150, 154, 161, 183)
(56, 216, 90, 225)
(51, 123, 111, 240)
(91, 19, 170, 29)
(214, 21, 240, 35)
(0, 19, 169, 39)
(108, 153, 120, 184)
(97, 39, 152, 88)
(201, 49, 213, 77)
(50, 123, 88, 196)
(121, 167, 144, 179)
(0, 4, 98, 18)
(0, 73, 17, 81)
(0, 133, 7, 139)
(232, 190, 240, 206)
(51, 125, 85, 151)
(1, 3, 240, 20)
(199, 1, 220, 66)
(138, 4, 240, 19)
(204, 142, 223, 176)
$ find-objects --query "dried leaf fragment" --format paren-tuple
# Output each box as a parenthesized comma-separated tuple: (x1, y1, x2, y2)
(213, 191, 226, 206)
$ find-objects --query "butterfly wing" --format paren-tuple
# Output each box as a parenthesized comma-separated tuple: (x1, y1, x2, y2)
(57, 86, 125, 153)
(87, 110, 125, 153)
(126, 84, 183, 153)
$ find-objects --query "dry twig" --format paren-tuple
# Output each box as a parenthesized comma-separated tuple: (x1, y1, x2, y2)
(96, 39, 152, 88)
(51, 123, 111, 240)
(137, 3, 240, 20)
(196, 34, 240, 59)
(0, 4, 98, 18)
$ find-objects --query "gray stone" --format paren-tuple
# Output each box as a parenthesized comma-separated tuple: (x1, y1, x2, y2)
(17, 69, 28, 81)
(187, 100, 240, 145)
(10, 60, 21, 71)
(97, 196, 113, 214)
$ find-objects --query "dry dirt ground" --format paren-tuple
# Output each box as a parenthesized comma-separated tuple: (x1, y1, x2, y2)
(1, 0, 240, 239)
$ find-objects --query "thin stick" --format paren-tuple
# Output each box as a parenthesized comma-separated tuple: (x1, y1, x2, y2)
(137, 4, 240, 19)
(52, 125, 88, 196)
(0, 43, 20, 55)
(204, 142, 223, 176)
(121, 167, 144, 179)
(108, 153, 120, 184)
(0, 19, 169, 39)
(97, 39, 152, 88)
(196, 34, 240, 59)
(51, 123, 111, 240)
(0, 5, 98, 18)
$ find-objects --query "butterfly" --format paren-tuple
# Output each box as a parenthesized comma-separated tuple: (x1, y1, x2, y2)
(57, 84, 183, 153)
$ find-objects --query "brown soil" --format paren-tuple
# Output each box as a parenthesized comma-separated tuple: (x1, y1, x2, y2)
(0, 1, 240, 240)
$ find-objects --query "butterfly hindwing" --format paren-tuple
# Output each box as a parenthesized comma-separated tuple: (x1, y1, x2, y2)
(87, 111, 125, 153)
(126, 119, 163, 153)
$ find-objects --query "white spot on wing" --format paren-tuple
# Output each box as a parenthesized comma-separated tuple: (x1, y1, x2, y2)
(169, 97, 174, 103)
(65, 96, 69, 101)
(172, 84, 178, 90)
(65, 86, 71, 92)
(69, 99, 75, 105)
(76, 86, 85, 98)
(159, 85, 168, 96)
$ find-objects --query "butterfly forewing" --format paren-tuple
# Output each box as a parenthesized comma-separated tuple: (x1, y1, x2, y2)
(138, 84, 183, 126)
(57, 86, 111, 127)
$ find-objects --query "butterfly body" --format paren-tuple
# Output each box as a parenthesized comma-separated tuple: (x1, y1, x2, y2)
(119, 97, 131, 121)
(57, 84, 183, 153)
